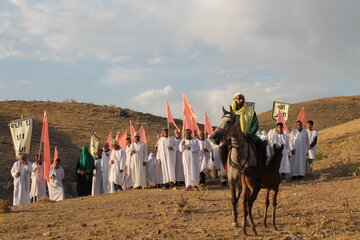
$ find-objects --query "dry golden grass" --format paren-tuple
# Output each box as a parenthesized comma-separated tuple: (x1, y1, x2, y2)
(0, 199, 11, 213)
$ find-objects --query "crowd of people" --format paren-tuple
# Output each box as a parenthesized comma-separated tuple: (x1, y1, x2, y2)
(10, 93, 318, 206)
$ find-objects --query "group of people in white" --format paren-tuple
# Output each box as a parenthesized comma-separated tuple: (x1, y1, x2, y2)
(11, 154, 64, 206)
(10, 120, 317, 206)
(259, 120, 318, 181)
(92, 128, 224, 195)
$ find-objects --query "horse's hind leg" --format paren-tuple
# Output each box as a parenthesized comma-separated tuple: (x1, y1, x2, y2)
(247, 184, 260, 236)
(272, 187, 279, 230)
(264, 188, 270, 228)
(241, 176, 248, 236)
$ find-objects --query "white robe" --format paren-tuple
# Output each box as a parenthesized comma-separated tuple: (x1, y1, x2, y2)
(306, 129, 318, 159)
(101, 150, 112, 194)
(210, 142, 222, 170)
(179, 138, 200, 187)
(157, 136, 177, 184)
(11, 161, 32, 206)
(125, 146, 133, 188)
(92, 159, 102, 196)
(30, 163, 46, 198)
(109, 148, 126, 191)
(270, 132, 291, 174)
(48, 166, 65, 201)
(129, 141, 148, 188)
(199, 139, 213, 173)
(174, 138, 185, 182)
(290, 129, 309, 176)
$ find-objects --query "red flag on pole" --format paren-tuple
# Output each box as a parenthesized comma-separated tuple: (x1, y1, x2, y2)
(129, 120, 136, 139)
(166, 101, 179, 131)
(204, 112, 214, 135)
(296, 107, 307, 125)
(182, 92, 200, 134)
(277, 109, 290, 134)
(118, 130, 127, 149)
(139, 125, 147, 145)
(106, 132, 113, 148)
(40, 111, 51, 183)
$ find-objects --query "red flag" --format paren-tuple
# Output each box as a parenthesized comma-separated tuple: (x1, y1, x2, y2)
(296, 107, 307, 125)
(106, 132, 113, 149)
(204, 113, 214, 135)
(139, 125, 147, 145)
(53, 146, 58, 161)
(166, 101, 179, 130)
(115, 130, 121, 141)
(40, 111, 51, 183)
(277, 109, 290, 134)
(129, 120, 136, 139)
(182, 92, 200, 134)
(118, 130, 127, 149)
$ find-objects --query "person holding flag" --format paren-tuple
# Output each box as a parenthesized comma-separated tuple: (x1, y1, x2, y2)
(101, 143, 112, 194)
(92, 150, 103, 196)
(48, 158, 65, 201)
(30, 154, 46, 202)
(129, 132, 148, 189)
(11, 154, 32, 206)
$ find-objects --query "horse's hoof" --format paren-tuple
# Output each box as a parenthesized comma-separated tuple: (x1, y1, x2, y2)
(264, 223, 268, 228)
(252, 227, 258, 236)
(232, 222, 239, 228)
(242, 228, 247, 236)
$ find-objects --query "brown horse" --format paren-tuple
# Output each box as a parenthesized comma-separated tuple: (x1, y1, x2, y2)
(210, 106, 283, 236)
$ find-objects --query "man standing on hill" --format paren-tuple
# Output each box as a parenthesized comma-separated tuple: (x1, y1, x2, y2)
(11, 154, 32, 206)
(30, 154, 46, 202)
(48, 158, 65, 201)
(76, 147, 94, 196)
(180, 129, 200, 191)
(198, 131, 212, 187)
(306, 120, 318, 172)
(125, 137, 133, 188)
(101, 143, 112, 193)
(157, 128, 176, 189)
(129, 132, 148, 189)
(174, 129, 185, 186)
(290, 121, 309, 180)
(109, 140, 126, 192)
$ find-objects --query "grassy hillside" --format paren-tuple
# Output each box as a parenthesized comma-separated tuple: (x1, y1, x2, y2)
(257, 95, 360, 131)
(0, 101, 184, 198)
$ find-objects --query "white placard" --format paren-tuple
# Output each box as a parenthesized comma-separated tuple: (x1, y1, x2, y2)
(90, 132, 100, 157)
(9, 117, 34, 157)
(272, 101, 290, 121)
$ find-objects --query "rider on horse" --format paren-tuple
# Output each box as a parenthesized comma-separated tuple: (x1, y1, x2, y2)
(219, 93, 267, 167)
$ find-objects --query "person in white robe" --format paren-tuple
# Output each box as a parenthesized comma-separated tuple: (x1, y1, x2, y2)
(125, 138, 134, 188)
(306, 120, 318, 172)
(157, 128, 177, 188)
(129, 132, 148, 189)
(260, 131, 271, 164)
(152, 136, 163, 187)
(179, 129, 201, 190)
(30, 154, 46, 202)
(92, 150, 103, 196)
(101, 143, 112, 194)
(198, 131, 213, 186)
(48, 158, 65, 201)
(174, 129, 185, 185)
(290, 121, 309, 180)
(146, 152, 157, 185)
(11, 154, 32, 206)
(109, 140, 126, 192)
(270, 123, 291, 181)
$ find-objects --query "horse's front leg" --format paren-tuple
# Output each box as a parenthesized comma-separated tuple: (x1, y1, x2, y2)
(230, 179, 240, 228)
(272, 187, 279, 230)
(241, 175, 248, 236)
(264, 188, 270, 227)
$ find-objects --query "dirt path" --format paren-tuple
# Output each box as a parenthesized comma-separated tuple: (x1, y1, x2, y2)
(1, 177, 359, 240)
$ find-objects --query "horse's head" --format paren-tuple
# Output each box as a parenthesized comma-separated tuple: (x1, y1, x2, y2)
(269, 144, 284, 167)
(209, 106, 240, 145)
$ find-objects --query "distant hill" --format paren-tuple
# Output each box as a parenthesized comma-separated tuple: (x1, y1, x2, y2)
(257, 95, 360, 131)
(0, 101, 185, 199)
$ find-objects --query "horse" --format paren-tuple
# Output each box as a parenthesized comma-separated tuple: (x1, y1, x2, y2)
(209, 106, 283, 236)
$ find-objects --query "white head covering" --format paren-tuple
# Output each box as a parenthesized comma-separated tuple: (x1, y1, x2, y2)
(260, 131, 268, 141)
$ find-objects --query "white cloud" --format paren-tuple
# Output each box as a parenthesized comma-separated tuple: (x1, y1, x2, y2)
(102, 67, 146, 84)
(133, 85, 174, 105)
(147, 56, 169, 65)
(17, 80, 31, 85)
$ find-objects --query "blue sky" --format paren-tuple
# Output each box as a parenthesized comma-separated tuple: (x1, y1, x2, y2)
(0, 0, 359, 124)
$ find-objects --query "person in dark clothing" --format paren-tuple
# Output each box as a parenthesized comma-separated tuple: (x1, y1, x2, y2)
(76, 146, 95, 196)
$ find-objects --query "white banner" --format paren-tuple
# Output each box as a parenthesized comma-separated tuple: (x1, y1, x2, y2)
(90, 132, 100, 157)
(272, 101, 290, 121)
(9, 117, 34, 157)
